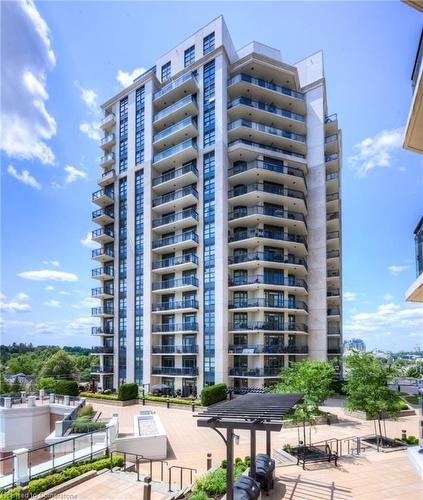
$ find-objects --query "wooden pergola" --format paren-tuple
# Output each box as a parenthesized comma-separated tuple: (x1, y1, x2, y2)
(195, 393, 303, 500)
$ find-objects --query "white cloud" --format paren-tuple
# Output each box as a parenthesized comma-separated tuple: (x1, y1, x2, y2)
(383, 293, 394, 302)
(16, 292, 29, 301)
(45, 285, 54, 291)
(80, 231, 99, 249)
(116, 67, 146, 88)
(0, 300, 31, 313)
(72, 296, 97, 309)
(43, 260, 60, 267)
(79, 122, 100, 141)
(349, 127, 404, 176)
(7, 165, 41, 190)
(344, 291, 356, 302)
(0, 0, 56, 164)
(64, 165, 88, 183)
(74, 81, 98, 110)
(59, 291, 70, 295)
(50, 181, 63, 189)
(43, 299, 60, 308)
(18, 270, 78, 282)
(389, 264, 411, 275)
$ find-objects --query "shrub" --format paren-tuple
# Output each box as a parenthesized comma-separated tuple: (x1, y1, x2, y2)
(0, 486, 22, 500)
(330, 378, 347, 395)
(145, 395, 196, 405)
(56, 380, 79, 397)
(190, 491, 209, 500)
(70, 420, 106, 434)
(80, 392, 118, 400)
(194, 461, 248, 497)
(118, 383, 139, 401)
(78, 404, 94, 418)
(398, 400, 409, 410)
(200, 384, 227, 406)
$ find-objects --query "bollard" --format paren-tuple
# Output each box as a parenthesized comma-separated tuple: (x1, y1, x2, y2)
(166, 398, 170, 409)
(207, 453, 212, 470)
(402, 429, 407, 441)
(142, 396, 145, 406)
(143, 476, 152, 500)
(191, 402, 195, 413)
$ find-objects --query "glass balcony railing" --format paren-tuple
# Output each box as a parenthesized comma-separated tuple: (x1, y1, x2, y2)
(91, 228, 114, 240)
(92, 286, 114, 297)
(91, 247, 114, 260)
(92, 207, 114, 220)
(328, 307, 341, 316)
(229, 228, 307, 248)
(228, 73, 304, 100)
(153, 117, 197, 143)
(228, 182, 305, 202)
(153, 139, 197, 164)
(228, 274, 307, 290)
(152, 299, 199, 311)
(326, 192, 339, 202)
(228, 251, 307, 269)
(325, 153, 339, 162)
(328, 326, 341, 335)
(152, 345, 199, 354)
(327, 288, 340, 297)
(91, 365, 114, 373)
(91, 346, 114, 354)
(91, 307, 114, 316)
(152, 367, 199, 376)
(154, 72, 198, 100)
(228, 298, 308, 311)
(325, 134, 338, 144)
(327, 231, 340, 240)
(326, 172, 338, 181)
(100, 153, 115, 165)
(229, 367, 282, 377)
(325, 114, 337, 124)
(153, 185, 198, 207)
(152, 253, 199, 269)
(92, 267, 114, 278)
(228, 344, 309, 354)
(229, 119, 306, 143)
(152, 231, 199, 249)
(92, 189, 114, 202)
(228, 205, 305, 224)
(152, 162, 198, 187)
(228, 321, 308, 333)
(228, 97, 305, 122)
(327, 250, 340, 259)
(91, 327, 114, 335)
(152, 276, 199, 290)
(153, 95, 197, 122)
(100, 134, 115, 146)
(100, 113, 115, 127)
(152, 208, 198, 228)
(229, 138, 306, 160)
(152, 322, 199, 333)
(229, 159, 305, 180)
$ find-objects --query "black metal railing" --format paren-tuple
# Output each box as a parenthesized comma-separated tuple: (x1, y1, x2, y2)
(228, 252, 307, 268)
(228, 274, 307, 289)
(152, 208, 198, 228)
(152, 367, 199, 376)
(92, 207, 114, 220)
(92, 247, 114, 259)
(229, 367, 282, 377)
(91, 307, 114, 316)
(92, 267, 114, 278)
(92, 189, 114, 202)
(228, 321, 308, 333)
(152, 276, 199, 290)
(228, 298, 308, 311)
(152, 323, 199, 333)
(152, 345, 199, 354)
(92, 326, 114, 335)
(228, 205, 306, 224)
(91, 228, 114, 239)
(92, 286, 114, 297)
(152, 299, 199, 311)
(91, 346, 114, 354)
(228, 344, 308, 354)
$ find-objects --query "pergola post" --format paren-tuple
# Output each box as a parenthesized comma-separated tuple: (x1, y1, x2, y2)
(249, 429, 256, 478)
(266, 429, 271, 456)
(226, 428, 234, 500)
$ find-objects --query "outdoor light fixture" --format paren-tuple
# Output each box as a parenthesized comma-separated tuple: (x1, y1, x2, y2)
(234, 433, 240, 445)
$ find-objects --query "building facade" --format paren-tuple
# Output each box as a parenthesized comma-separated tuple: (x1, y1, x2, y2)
(90, 17, 343, 394)
(343, 338, 366, 353)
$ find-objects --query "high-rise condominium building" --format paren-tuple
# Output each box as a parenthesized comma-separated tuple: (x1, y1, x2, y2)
(90, 17, 342, 394)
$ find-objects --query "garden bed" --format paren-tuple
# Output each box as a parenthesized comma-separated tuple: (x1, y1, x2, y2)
(361, 436, 407, 453)
(282, 412, 339, 428)
(345, 408, 415, 420)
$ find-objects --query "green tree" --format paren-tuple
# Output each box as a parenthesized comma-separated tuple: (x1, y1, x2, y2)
(36, 377, 57, 392)
(405, 364, 423, 378)
(39, 350, 78, 380)
(273, 360, 336, 413)
(0, 373, 11, 394)
(10, 377, 23, 393)
(345, 352, 401, 444)
(6, 353, 37, 375)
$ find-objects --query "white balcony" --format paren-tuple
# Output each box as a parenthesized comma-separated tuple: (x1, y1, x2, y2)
(100, 133, 116, 150)
(153, 117, 198, 153)
(152, 139, 198, 172)
(91, 228, 114, 245)
(153, 95, 198, 131)
(97, 169, 116, 187)
(100, 113, 116, 131)
(92, 208, 114, 225)
(152, 162, 198, 194)
(153, 72, 199, 109)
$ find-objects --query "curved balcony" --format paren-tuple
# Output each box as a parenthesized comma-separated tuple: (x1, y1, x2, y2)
(152, 367, 199, 377)
(228, 367, 281, 378)
(91, 306, 114, 318)
(153, 95, 198, 130)
(152, 185, 198, 213)
(229, 228, 307, 253)
(327, 270, 340, 279)
(92, 208, 114, 225)
(153, 117, 198, 152)
(228, 97, 306, 135)
(228, 274, 307, 292)
(228, 159, 306, 187)
(228, 252, 307, 271)
(228, 119, 306, 155)
(228, 321, 308, 333)
(92, 286, 114, 299)
(152, 276, 199, 293)
(228, 345, 309, 355)
(228, 206, 306, 233)
(228, 182, 306, 213)
(91, 227, 114, 245)
(100, 133, 115, 150)
(325, 134, 338, 155)
(327, 288, 340, 298)
(152, 253, 198, 273)
(228, 139, 306, 162)
(92, 246, 114, 263)
(152, 345, 199, 354)
(227, 73, 305, 114)
(92, 189, 114, 207)
(328, 307, 341, 317)
(152, 299, 199, 313)
(327, 231, 340, 241)
(100, 113, 115, 131)
(328, 326, 341, 335)
(152, 162, 198, 192)
(154, 72, 198, 106)
(152, 231, 199, 253)
(92, 266, 114, 280)
(91, 346, 114, 354)
(152, 322, 199, 333)
(91, 365, 114, 374)
(228, 298, 308, 312)
(327, 348, 342, 355)
(91, 327, 114, 336)
(152, 208, 199, 232)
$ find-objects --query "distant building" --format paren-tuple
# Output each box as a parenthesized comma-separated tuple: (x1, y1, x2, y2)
(406, 217, 423, 303)
(343, 338, 366, 353)
(5, 373, 36, 389)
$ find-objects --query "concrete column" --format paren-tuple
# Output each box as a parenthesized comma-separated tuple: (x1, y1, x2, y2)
(27, 396, 36, 408)
(4, 397, 11, 409)
(49, 393, 55, 404)
(64, 395, 70, 406)
(13, 448, 29, 484)
(39, 389, 45, 400)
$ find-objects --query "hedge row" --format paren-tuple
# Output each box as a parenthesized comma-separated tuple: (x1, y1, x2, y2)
(70, 420, 107, 434)
(200, 384, 227, 406)
(55, 380, 79, 397)
(80, 392, 201, 406)
(80, 392, 118, 400)
(117, 383, 139, 401)
(0, 487, 22, 500)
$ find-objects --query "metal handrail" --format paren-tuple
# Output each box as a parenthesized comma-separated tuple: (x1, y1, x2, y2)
(168, 465, 197, 492)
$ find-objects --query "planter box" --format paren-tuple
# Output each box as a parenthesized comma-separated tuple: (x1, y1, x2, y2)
(361, 436, 407, 453)
(33, 470, 98, 499)
(85, 397, 138, 406)
(345, 408, 416, 420)
(282, 413, 339, 428)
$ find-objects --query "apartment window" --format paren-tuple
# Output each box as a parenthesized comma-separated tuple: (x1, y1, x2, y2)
(119, 97, 128, 173)
(184, 45, 195, 67)
(203, 32, 215, 55)
(161, 61, 171, 82)
(203, 60, 215, 147)
(135, 86, 145, 165)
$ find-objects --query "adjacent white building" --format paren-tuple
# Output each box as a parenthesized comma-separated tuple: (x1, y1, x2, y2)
(90, 16, 343, 394)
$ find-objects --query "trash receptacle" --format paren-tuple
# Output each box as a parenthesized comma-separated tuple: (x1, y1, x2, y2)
(255, 454, 275, 494)
(234, 475, 261, 500)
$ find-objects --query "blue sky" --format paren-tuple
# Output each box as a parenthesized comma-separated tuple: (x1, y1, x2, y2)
(1, 1, 422, 351)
